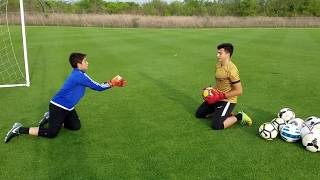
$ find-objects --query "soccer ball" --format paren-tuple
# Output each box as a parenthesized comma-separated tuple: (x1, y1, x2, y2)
(277, 108, 295, 122)
(202, 87, 217, 100)
(271, 118, 286, 131)
(288, 118, 304, 130)
(302, 132, 320, 152)
(305, 116, 320, 128)
(280, 124, 301, 142)
(305, 116, 319, 122)
(259, 122, 278, 140)
(312, 123, 320, 133)
(300, 124, 312, 138)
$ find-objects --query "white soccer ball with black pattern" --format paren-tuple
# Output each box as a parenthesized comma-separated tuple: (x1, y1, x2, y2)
(302, 132, 320, 152)
(288, 118, 304, 130)
(271, 118, 286, 131)
(305, 116, 320, 129)
(280, 124, 301, 142)
(311, 123, 320, 134)
(277, 108, 295, 122)
(259, 122, 278, 140)
(312, 126, 320, 134)
(300, 124, 312, 138)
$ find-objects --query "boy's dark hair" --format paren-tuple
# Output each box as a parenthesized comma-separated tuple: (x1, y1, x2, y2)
(69, 52, 86, 68)
(217, 43, 234, 57)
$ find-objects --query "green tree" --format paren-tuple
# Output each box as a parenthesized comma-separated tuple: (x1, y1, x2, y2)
(105, 2, 129, 14)
(265, 0, 289, 16)
(7, 0, 20, 12)
(6, 0, 320, 17)
(308, 0, 320, 16)
(240, 0, 257, 16)
(184, 0, 208, 16)
(142, 0, 168, 16)
(75, 0, 105, 13)
(167, 1, 184, 16)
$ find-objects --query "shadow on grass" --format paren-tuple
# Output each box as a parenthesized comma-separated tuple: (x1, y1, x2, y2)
(138, 72, 216, 129)
(237, 105, 275, 138)
(138, 72, 199, 116)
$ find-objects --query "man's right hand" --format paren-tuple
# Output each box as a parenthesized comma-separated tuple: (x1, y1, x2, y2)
(205, 92, 226, 104)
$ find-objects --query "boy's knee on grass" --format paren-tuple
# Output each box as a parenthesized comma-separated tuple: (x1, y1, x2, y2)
(64, 123, 81, 131)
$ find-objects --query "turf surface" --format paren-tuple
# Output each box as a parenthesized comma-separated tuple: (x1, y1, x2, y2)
(1, 27, 320, 179)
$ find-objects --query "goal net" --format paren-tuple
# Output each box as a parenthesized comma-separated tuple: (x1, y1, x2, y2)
(0, 0, 29, 88)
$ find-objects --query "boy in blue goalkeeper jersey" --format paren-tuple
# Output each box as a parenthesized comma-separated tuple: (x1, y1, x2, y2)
(4, 52, 127, 143)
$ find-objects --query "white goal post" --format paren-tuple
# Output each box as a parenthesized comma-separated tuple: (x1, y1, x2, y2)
(0, 0, 30, 88)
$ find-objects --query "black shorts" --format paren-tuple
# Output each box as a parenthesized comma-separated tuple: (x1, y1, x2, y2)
(38, 103, 81, 138)
(195, 101, 236, 130)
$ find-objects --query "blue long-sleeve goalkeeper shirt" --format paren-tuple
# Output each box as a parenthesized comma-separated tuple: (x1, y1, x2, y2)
(50, 68, 111, 111)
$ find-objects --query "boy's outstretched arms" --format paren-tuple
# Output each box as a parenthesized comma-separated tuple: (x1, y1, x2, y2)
(108, 75, 127, 87)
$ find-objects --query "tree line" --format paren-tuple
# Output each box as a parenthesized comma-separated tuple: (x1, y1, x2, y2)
(7, 0, 320, 17)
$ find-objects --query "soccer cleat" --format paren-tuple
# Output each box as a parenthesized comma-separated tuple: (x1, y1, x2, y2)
(39, 112, 49, 127)
(238, 111, 253, 126)
(4, 122, 23, 143)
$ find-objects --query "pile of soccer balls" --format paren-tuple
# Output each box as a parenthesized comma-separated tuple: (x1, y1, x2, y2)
(259, 108, 320, 153)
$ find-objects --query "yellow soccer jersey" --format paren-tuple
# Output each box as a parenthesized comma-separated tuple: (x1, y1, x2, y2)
(214, 61, 240, 103)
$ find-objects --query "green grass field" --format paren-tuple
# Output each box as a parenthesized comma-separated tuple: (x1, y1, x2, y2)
(1, 27, 320, 179)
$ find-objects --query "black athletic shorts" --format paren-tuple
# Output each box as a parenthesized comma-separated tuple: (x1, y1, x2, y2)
(195, 101, 236, 130)
(38, 103, 81, 138)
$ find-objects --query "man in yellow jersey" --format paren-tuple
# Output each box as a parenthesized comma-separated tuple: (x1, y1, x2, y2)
(195, 43, 252, 130)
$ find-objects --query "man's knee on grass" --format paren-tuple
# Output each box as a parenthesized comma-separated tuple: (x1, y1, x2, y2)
(212, 121, 224, 130)
(211, 112, 227, 130)
(195, 110, 207, 118)
(195, 105, 210, 118)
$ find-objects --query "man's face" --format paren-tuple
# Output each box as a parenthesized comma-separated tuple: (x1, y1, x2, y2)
(78, 58, 89, 72)
(216, 48, 229, 62)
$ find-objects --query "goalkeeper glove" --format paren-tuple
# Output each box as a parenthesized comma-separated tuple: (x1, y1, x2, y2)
(205, 92, 226, 104)
(107, 75, 127, 87)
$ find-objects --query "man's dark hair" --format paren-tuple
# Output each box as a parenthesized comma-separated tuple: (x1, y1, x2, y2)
(217, 43, 234, 57)
(69, 52, 86, 68)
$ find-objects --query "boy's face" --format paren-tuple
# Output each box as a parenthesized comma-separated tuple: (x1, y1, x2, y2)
(216, 48, 230, 62)
(77, 58, 89, 72)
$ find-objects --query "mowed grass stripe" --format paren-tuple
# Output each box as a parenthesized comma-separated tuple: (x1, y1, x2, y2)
(0, 27, 319, 179)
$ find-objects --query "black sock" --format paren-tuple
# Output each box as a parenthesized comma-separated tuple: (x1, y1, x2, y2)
(19, 127, 29, 134)
(235, 113, 242, 121)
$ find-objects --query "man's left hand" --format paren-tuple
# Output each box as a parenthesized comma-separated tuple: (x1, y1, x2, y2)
(205, 92, 226, 104)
